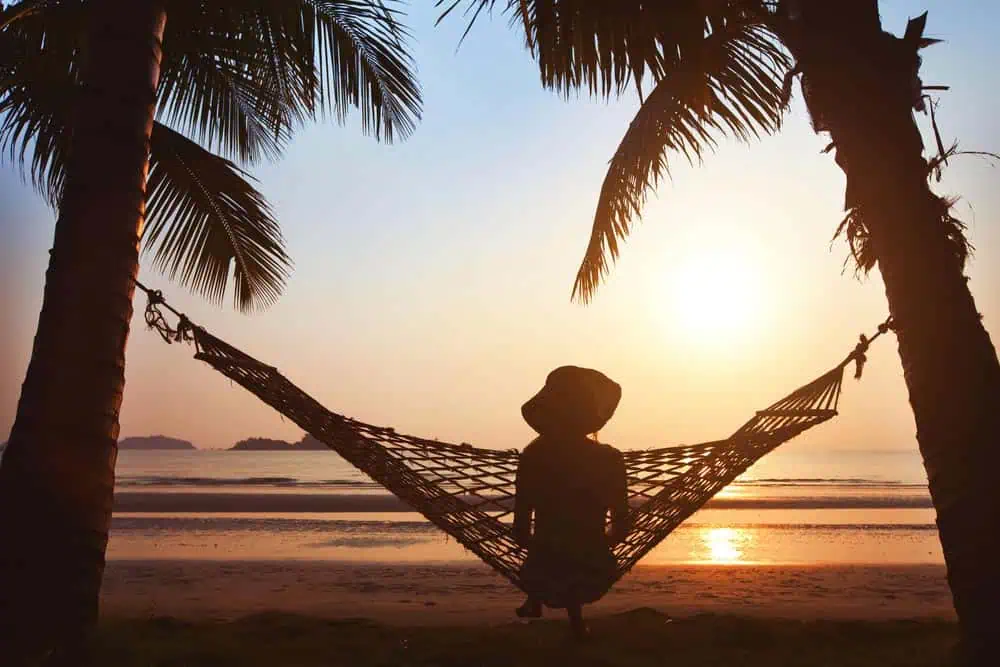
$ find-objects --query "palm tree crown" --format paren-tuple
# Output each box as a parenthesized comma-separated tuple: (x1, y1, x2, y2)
(1, 0, 423, 311)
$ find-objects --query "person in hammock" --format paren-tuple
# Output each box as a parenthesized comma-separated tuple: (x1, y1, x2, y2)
(513, 365, 630, 639)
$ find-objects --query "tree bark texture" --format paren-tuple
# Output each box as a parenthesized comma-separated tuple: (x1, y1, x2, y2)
(0, 1, 166, 663)
(785, 2, 1000, 663)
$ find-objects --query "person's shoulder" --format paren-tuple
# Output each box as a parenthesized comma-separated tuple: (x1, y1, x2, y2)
(595, 440, 621, 454)
(595, 441, 624, 463)
(520, 437, 546, 458)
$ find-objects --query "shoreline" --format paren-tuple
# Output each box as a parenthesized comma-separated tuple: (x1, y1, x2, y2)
(100, 560, 955, 626)
(112, 491, 934, 513)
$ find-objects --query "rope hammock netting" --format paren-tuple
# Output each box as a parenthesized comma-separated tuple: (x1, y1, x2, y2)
(136, 281, 894, 593)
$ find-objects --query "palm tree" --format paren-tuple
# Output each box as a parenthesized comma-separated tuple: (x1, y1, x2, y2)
(0, 0, 420, 663)
(441, 0, 999, 661)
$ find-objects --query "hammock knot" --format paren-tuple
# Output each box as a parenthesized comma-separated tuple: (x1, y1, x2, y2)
(848, 316, 894, 379)
(142, 288, 195, 346)
(877, 317, 896, 335)
(175, 314, 195, 344)
(852, 334, 870, 379)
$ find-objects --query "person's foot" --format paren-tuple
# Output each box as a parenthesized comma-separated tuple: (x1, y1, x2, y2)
(569, 619, 591, 642)
(515, 599, 543, 618)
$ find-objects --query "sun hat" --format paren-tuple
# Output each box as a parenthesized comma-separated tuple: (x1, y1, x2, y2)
(521, 366, 622, 436)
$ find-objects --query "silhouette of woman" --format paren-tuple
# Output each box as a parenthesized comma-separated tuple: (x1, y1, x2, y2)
(513, 366, 630, 639)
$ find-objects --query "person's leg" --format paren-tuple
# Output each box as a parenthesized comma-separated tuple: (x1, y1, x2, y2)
(566, 604, 589, 640)
(516, 596, 543, 618)
(516, 547, 546, 618)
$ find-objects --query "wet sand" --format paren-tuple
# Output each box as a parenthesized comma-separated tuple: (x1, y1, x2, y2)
(100, 561, 954, 625)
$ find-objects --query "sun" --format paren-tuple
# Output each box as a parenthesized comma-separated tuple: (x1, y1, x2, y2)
(664, 249, 765, 342)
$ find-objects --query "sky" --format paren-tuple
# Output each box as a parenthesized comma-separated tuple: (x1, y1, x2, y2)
(2, 1, 999, 458)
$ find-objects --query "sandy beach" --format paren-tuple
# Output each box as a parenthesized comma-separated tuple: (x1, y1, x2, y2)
(100, 561, 955, 625)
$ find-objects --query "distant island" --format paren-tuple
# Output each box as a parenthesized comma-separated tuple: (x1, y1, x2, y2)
(230, 434, 327, 451)
(87, 433, 332, 451)
(119, 435, 196, 450)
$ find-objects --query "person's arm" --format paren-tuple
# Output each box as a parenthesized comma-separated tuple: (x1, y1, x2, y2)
(608, 451, 630, 546)
(513, 451, 534, 547)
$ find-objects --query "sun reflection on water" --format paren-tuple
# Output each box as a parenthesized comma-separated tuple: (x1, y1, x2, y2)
(713, 485, 748, 499)
(702, 527, 749, 564)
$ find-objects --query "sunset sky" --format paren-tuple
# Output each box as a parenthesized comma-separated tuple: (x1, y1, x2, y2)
(2, 0, 998, 459)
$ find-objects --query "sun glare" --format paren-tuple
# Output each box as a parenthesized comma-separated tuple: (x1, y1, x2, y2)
(665, 250, 765, 343)
(702, 527, 748, 564)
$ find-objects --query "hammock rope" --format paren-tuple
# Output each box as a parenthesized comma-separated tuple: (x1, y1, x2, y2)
(133, 279, 894, 590)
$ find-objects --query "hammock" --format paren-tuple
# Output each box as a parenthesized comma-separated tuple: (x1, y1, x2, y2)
(138, 283, 893, 592)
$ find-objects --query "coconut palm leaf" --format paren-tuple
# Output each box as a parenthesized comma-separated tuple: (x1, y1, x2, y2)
(0, 25, 291, 312)
(1, 0, 421, 312)
(438, 1, 788, 301)
(439, 1, 775, 96)
(307, 0, 422, 141)
(154, 22, 296, 165)
(158, 0, 422, 160)
(573, 20, 788, 301)
(3, 0, 422, 166)
(145, 123, 291, 312)
(0, 7, 74, 203)
(155, 1, 309, 165)
(0, 70, 69, 203)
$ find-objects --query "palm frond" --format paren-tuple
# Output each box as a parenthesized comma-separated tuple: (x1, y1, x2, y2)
(155, 29, 294, 165)
(438, 1, 777, 98)
(572, 20, 788, 301)
(3, 3, 293, 311)
(0, 66, 70, 203)
(308, 0, 422, 141)
(145, 123, 292, 312)
(156, 1, 308, 165)
(157, 0, 422, 160)
(434, 0, 504, 47)
(433, 2, 789, 301)
(0, 5, 77, 204)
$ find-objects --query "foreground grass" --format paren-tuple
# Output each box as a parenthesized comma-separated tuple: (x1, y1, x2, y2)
(97, 609, 959, 666)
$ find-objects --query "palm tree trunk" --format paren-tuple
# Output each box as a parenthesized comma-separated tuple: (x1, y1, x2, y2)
(783, 2, 1000, 662)
(0, 1, 166, 663)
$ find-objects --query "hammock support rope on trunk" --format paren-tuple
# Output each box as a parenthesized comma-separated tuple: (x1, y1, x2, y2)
(136, 281, 894, 591)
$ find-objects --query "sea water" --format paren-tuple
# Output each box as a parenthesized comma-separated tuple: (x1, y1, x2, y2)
(107, 449, 942, 565)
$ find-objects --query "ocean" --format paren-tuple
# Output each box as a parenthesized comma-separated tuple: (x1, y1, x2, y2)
(108, 449, 942, 566)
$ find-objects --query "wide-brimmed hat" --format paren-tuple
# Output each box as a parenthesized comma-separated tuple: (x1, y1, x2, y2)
(521, 366, 622, 436)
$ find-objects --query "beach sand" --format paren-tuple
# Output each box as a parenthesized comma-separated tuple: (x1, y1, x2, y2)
(101, 561, 955, 625)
